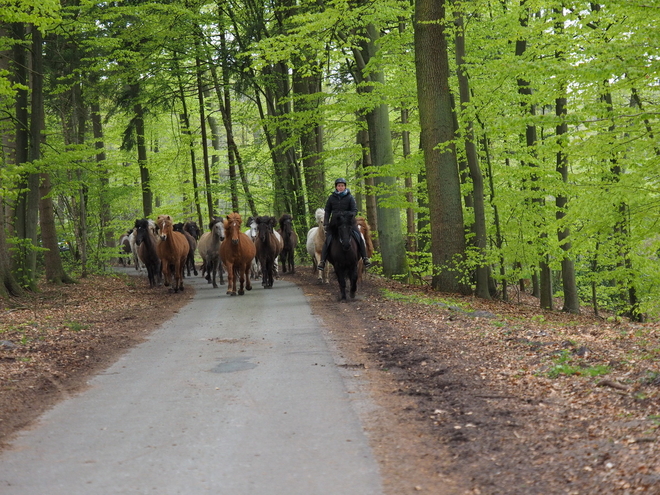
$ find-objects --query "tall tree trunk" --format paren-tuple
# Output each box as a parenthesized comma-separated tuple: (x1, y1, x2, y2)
(454, 7, 490, 299)
(132, 86, 152, 218)
(353, 22, 407, 277)
(91, 94, 114, 260)
(11, 23, 40, 290)
(32, 27, 73, 283)
(175, 70, 203, 226)
(208, 39, 256, 217)
(414, 0, 467, 293)
(516, 2, 552, 308)
(293, 63, 324, 223)
(195, 52, 214, 222)
(553, 11, 579, 314)
(0, 25, 23, 296)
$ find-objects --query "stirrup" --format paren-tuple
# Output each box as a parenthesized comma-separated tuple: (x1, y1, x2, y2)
(317, 261, 326, 271)
(362, 257, 372, 268)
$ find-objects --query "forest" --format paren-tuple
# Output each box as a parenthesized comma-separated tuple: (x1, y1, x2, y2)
(0, 0, 658, 319)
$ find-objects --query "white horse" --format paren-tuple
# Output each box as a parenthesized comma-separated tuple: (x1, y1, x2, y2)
(307, 208, 329, 284)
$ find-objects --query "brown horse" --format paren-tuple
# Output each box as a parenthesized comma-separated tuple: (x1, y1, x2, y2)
(254, 216, 282, 289)
(220, 212, 256, 296)
(156, 214, 190, 293)
(355, 216, 374, 282)
(174, 222, 198, 277)
(306, 208, 329, 284)
(278, 213, 298, 274)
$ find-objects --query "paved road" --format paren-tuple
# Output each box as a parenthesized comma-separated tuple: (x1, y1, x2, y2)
(0, 270, 383, 494)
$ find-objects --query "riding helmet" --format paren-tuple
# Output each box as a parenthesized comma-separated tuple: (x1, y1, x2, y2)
(335, 178, 347, 186)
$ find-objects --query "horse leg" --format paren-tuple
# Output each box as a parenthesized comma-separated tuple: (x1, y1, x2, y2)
(335, 267, 347, 300)
(350, 267, 358, 299)
(211, 258, 218, 288)
(245, 264, 252, 291)
(225, 262, 235, 295)
(238, 266, 246, 295)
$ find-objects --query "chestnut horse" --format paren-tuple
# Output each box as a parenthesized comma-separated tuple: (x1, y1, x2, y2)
(355, 216, 374, 282)
(254, 216, 282, 289)
(220, 212, 256, 296)
(156, 214, 190, 293)
(306, 208, 329, 284)
(327, 211, 359, 300)
(278, 213, 298, 274)
(134, 218, 161, 289)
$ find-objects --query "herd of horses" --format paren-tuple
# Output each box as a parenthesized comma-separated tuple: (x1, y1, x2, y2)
(119, 210, 373, 300)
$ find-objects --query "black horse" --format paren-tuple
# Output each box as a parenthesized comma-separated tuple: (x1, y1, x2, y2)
(327, 211, 360, 300)
(134, 218, 162, 289)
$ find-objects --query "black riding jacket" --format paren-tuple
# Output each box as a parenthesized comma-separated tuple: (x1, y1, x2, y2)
(323, 189, 358, 228)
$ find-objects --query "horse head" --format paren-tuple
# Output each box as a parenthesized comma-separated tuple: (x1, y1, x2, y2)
(157, 214, 173, 242)
(246, 216, 258, 241)
(134, 218, 150, 246)
(184, 221, 201, 240)
(332, 211, 356, 252)
(210, 217, 225, 242)
(278, 214, 294, 237)
(224, 212, 243, 245)
(255, 216, 276, 243)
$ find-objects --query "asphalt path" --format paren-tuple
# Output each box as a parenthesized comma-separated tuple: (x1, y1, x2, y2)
(0, 268, 384, 494)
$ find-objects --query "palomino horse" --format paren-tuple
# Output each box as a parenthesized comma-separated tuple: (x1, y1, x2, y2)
(220, 212, 256, 296)
(278, 213, 298, 274)
(355, 216, 374, 282)
(197, 217, 225, 288)
(134, 218, 161, 289)
(254, 216, 283, 289)
(174, 222, 198, 277)
(327, 211, 360, 300)
(306, 208, 329, 284)
(156, 214, 190, 293)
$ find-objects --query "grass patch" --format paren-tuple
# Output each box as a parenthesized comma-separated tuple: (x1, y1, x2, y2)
(546, 350, 611, 378)
(380, 288, 471, 311)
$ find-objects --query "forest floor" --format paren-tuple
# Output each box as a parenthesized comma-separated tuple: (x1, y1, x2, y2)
(0, 265, 658, 494)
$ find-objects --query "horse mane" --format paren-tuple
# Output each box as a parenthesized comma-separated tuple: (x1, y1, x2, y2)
(157, 214, 174, 231)
(356, 217, 374, 256)
(328, 211, 355, 235)
(278, 213, 293, 231)
(314, 208, 324, 226)
(224, 212, 243, 230)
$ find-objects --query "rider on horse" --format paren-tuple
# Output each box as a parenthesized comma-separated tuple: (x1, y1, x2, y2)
(316, 178, 372, 271)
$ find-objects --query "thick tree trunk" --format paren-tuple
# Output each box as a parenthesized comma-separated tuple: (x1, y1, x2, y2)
(414, 0, 467, 293)
(91, 97, 115, 259)
(353, 23, 407, 278)
(0, 25, 22, 296)
(195, 53, 214, 223)
(133, 92, 152, 218)
(31, 28, 73, 283)
(454, 9, 490, 299)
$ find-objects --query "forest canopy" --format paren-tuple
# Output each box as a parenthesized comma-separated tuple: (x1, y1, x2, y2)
(0, 0, 659, 319)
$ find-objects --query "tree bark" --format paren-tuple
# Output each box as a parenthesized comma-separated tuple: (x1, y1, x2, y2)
(454, 8, 490, 299)
(353, 22, 407, 278)
(414, 0, 467, 293)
